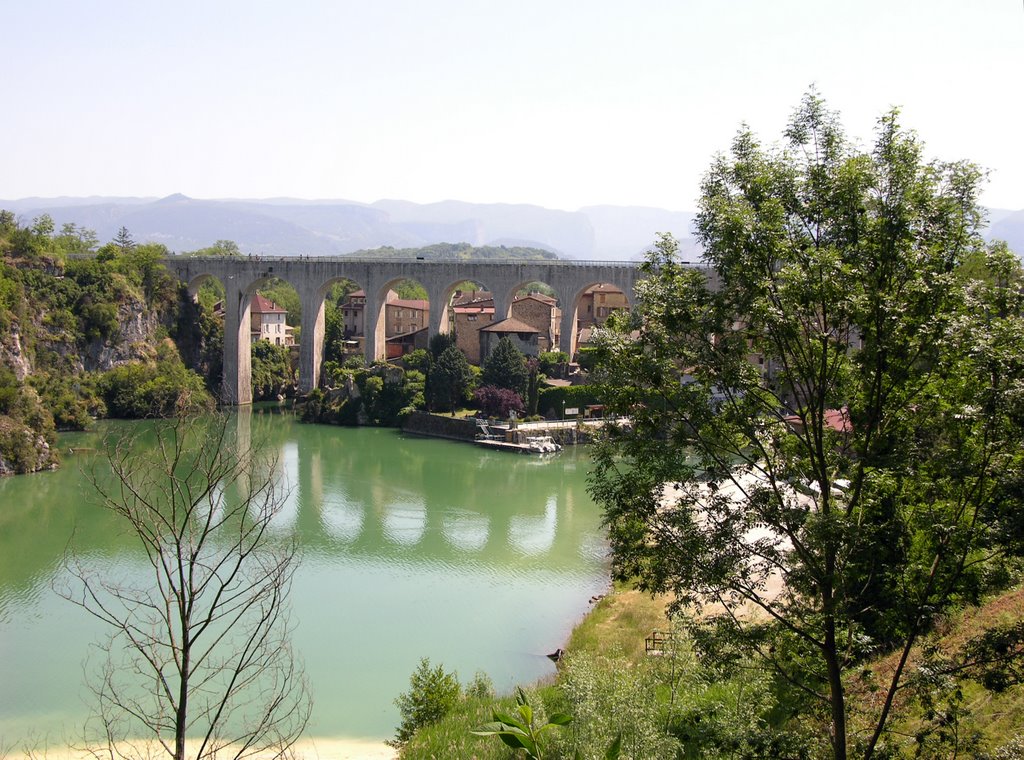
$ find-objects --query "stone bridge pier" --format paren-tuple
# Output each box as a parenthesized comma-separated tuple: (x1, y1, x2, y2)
(168, 256, 648, 405)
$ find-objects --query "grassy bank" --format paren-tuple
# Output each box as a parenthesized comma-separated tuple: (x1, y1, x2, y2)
(398, 583, 671, 759)
(397, 581, 1024, 758)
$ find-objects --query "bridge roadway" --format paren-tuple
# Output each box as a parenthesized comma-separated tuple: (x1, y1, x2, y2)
(166, 255, 647, 405)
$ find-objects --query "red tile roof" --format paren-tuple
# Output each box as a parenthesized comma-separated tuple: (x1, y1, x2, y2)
(783, 408, 851, 434)
(251, 294, 286, 313)
(516, 293, 557, 305)
(481, 317, 540, 334)
(391, 299, 429, 311)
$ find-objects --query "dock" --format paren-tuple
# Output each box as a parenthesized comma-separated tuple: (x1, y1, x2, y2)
(475, 439, 548, 454)
(401, 411, 629, 451)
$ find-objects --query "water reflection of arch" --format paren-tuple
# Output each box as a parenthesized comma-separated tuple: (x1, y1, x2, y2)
(313, 475, 579, 564)
(441, 509, 491, 552)
(321, 493, 364, 542)
(509, 495, 557, 555)
(274, 419, 602, 564)
(382, 496, 427, 546)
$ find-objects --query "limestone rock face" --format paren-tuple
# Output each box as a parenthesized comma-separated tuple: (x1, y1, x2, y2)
(82, 300, 163, 372)
(0, 325, 31, 381)
(4, 297, 167, 378)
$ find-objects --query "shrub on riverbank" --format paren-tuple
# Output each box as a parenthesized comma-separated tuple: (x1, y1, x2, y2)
(0, 367, 58, 475)
(302, 363, 424, 427)
(97, 345, 212, 417)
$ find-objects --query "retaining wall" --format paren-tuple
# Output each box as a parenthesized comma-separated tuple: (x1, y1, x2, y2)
(401, 411, 479, 441)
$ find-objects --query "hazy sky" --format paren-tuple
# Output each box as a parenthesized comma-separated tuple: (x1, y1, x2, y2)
(3, 1, 1021, 211)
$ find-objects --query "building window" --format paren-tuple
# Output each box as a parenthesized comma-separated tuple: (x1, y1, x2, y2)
(468, 315, 477, 322)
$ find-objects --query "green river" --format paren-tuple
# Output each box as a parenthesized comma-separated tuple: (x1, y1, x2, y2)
(0, 410, 609, 746)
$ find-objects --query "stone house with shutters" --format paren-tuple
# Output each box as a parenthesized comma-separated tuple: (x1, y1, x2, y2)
(342, 289, 429, 337)
(479, 317, 543, 362)
(340, 289, 429, 357)
(576, 283, 629, 330)
(250, 294, 294, 346)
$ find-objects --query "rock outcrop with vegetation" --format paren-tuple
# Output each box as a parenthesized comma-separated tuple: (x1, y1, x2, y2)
(0, 212, 215, 474)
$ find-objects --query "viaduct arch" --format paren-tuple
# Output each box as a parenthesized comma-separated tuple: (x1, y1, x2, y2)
(167, 256, 645, 405)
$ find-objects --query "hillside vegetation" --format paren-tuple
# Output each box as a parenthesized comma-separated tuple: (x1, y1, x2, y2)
(0, 211, 214, 474)
(396, 583, 1024, 759)
(345, 241, 560, 260)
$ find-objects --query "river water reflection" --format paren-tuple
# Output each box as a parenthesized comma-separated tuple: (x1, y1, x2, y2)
(0, 410, 609, 744)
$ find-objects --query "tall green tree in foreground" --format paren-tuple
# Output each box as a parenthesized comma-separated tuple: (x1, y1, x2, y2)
(589, 93, 1024, 758)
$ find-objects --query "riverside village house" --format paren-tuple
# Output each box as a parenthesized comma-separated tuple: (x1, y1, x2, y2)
(250, 294, 295, 346)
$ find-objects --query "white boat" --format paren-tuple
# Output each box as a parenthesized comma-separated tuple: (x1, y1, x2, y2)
(525, 436, 562, 454)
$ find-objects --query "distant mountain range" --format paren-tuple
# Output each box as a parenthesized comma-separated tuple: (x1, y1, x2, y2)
(0, 195, 698, 261)
(0, 195, 1019, 260)
(989, 208, 1024, 256)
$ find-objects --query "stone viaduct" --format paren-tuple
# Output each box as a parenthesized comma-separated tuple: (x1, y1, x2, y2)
(166, 256, 645, 405)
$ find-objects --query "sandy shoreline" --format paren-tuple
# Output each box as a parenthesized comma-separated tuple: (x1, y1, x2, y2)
(3, 738, 397, 760)
(290, 738, 397, 759)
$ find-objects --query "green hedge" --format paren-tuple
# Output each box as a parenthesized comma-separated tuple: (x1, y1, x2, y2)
(538, 384, 603, 418)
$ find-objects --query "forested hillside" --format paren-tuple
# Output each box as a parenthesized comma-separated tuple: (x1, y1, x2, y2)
(0, 212, 215, 474)
(345, 241, 558, 260)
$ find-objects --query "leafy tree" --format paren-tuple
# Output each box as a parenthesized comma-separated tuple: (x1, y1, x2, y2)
(32, 213, 55, 238)
(323, 305, 347, 366)
(251, 340, 294, 400)
(537, 351, 568, 377)
(257, 279, 301, 327)
(588, 93, 1024, 759)
(402, 348, 431, 374)
(97, 346, 212, 418)
(0, 366, 59, 473)
(481, 336, 528, 398)
(474, 385, 525, 419)
(393, 278, 428, 301)
(526, 358, 540, 416)
(429, 346, 473, 413)
(392, 658, 462, 747)
(55, 222, 99, 254)
(80, 301, 120, 342)
(187, 239, 242, 257)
